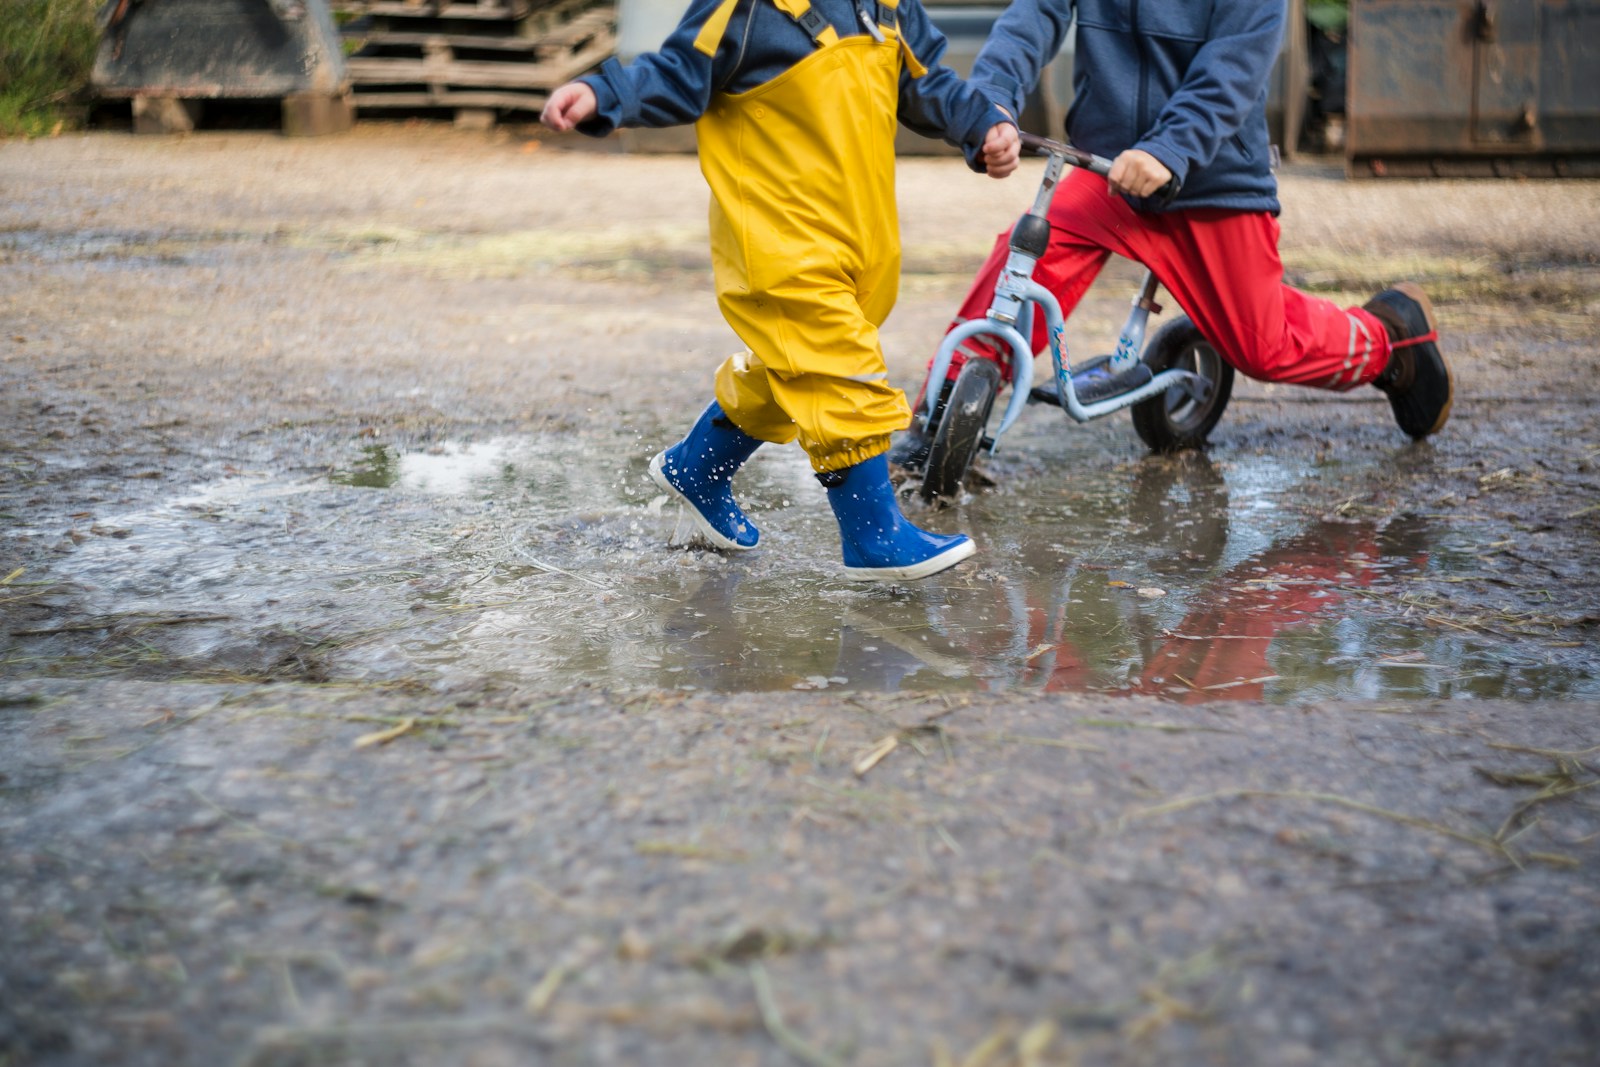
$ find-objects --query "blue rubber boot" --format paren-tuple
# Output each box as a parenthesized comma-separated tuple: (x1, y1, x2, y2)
(821, 453, 975, 581)
(649, 402, 763, 551)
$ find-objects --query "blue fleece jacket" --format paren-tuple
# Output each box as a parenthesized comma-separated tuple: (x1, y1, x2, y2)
(971, 0, 1283, 213)
(576, 0, 1009, 165)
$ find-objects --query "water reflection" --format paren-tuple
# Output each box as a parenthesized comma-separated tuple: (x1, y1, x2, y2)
(329, 443, 399, 488)
(330, 441, 514, 493)
(1129, 514, 1432, 700)
(823, 459, 1438, 700)
(35, 433, 1598, 702)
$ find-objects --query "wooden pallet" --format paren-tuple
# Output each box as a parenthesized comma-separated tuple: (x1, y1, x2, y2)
(335, 0, 609, 32)
(337, 0, 537, 20)
(341, 0, 613, 115)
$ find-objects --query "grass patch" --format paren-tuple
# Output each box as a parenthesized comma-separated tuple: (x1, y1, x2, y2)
(0, 0, 99, 138)
(1282, 249, 1496, 297)
(296, 223, 712, 279)
(1283, 248, 1600, 311)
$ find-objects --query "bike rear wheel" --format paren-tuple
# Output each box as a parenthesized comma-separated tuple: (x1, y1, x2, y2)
(921, 358, 1002, 502)
(1130, 316, 1234, 452)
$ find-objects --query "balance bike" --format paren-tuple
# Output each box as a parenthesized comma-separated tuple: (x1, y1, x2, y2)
(914, 132, 1235, 502)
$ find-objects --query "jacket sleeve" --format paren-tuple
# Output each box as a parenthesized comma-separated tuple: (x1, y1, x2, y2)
(966, 0, 1074, 122)
(1133, 2, 1283, 186)
(574, 0, 734, 135)
(894, 0, 1015, 171)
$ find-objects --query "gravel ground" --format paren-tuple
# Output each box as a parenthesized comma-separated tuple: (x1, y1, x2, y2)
(1, 127, 1598, 1067)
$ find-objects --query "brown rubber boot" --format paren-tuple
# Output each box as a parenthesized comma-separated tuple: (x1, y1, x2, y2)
(1364, 282, 1453, 439)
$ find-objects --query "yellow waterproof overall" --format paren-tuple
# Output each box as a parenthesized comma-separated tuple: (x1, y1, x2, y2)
(693, 0, 925, 472)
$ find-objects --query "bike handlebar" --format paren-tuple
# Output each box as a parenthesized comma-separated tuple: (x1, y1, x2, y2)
(1018, 132, 1180, 207)
(1019, 131, 1109, 174)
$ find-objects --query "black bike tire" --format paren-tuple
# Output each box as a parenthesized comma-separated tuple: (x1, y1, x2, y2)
(921, 358, 1002, 502)
(1130, 316, 1234, 452)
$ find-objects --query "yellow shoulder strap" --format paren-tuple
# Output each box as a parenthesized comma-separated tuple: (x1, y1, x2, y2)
(701, 0, 919, 61)
(771, 0, 841, 46)
(898, 36, 927, 78)
(693, 0, 744, 57)
(865, 0, 928, 77)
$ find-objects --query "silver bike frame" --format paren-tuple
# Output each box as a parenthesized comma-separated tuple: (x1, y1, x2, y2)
(923, 137, 1211, 455)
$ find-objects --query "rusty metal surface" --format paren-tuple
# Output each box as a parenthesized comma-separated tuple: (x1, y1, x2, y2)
(93, 0, 350, 99)
(1348, 0, 1600, 176)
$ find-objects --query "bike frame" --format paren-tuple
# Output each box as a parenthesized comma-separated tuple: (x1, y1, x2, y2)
(923, 135, 1212, 455)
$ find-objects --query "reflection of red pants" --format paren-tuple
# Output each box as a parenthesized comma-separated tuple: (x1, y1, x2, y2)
(950, 169, 1394, 391)
(1136, 526, 1386, 702)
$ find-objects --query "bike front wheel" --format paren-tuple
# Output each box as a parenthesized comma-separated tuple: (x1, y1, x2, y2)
(921, 358, 1002, 502)
(1130, 316, 1234, 452)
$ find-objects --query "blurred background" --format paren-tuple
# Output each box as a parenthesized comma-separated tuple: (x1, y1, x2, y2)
(5, 0, 1597, 176)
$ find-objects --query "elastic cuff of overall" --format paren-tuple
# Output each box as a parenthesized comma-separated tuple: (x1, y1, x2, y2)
(808, 436, 894, 474)
(713, 400, 798, 448)
(959, 103, 1015, 173)
(581, 60, 631, 133)
(1131, 139, 1188, 186)
(973, 75, 1025, 128)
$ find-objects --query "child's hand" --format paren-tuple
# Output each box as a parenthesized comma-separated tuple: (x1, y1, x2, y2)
(1107, 149, 1173, 198)
(542, 82, 597, 132)
(983, 123, 1020, 179)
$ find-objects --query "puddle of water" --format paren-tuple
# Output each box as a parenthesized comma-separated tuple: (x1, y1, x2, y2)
(331, 441, 516, 493)
(330, 444, 401, 489)
(0, 227, 244, 269)
(35, 429, 1600, 702)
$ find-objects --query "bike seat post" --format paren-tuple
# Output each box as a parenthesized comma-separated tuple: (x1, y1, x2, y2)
(1110, 270, 1163, 374)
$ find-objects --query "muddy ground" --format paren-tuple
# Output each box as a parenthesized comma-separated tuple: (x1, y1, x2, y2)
(2, 126, 1598, 1066)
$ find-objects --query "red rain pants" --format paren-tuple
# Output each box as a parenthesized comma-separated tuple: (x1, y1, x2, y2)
(945, 168, 1395, 391)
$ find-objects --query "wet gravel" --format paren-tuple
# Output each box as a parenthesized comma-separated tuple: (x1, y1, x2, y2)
(2, 127, 1598, 1066)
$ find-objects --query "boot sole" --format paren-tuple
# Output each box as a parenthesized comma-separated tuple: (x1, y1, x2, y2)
(1391, 282, 1454, 437)
(648, 453, 757, 552)
(844, 538, 975, 582)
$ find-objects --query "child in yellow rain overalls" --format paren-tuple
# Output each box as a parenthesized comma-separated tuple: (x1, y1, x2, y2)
(542, 0, 1019, 581)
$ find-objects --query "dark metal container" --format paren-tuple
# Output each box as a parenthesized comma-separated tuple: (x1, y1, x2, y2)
(1348, 0, 1600, 176)
(92, 0, 353, 135)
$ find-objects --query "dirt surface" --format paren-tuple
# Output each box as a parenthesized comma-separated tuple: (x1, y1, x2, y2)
(2, 126, 1599, 1066)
